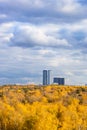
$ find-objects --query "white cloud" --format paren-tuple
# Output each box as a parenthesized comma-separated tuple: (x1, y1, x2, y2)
(10, 23, 70, 48)
(0, 23, 13, 47)
(0, 14, 7, 18)
(59, 0, 81, 14)
(48, 55, 80, 67)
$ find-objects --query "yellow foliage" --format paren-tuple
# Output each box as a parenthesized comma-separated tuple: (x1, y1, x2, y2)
(0, 85, 87, 130)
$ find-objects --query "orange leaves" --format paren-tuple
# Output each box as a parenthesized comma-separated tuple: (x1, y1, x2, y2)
(0, 85, 87, 129)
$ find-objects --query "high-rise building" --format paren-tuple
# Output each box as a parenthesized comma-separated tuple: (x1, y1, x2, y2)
(48, 70, 51, 85)
(53, 77, 65, 85)
(43, 70, 51, 85)
(43, 70, 48, 85)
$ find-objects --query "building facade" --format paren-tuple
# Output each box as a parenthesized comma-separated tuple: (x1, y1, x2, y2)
(53, 77, 65, 85)
(48, 70, 51, 85)
(43, 70, 51, 85)
(43, 70, 48, 85)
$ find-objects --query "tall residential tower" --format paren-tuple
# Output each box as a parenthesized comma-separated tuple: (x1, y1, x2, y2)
(43, 70, 48, 85)
(43, 70, 51, 85)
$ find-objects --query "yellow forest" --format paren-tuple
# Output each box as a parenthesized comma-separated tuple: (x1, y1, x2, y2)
(0, 84, 87, 130)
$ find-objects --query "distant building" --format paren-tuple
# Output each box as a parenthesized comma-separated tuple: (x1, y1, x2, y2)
(48, 70, 51, 85)
(53, 77, 65, 85)
(43, 70, 51, 85)
(43, 70, 48, 85)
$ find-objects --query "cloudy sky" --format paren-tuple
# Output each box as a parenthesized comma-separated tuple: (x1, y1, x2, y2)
(0, 0, 87, 85)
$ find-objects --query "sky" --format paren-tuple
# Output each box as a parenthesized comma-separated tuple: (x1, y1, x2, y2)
(0, 0, 87, 85)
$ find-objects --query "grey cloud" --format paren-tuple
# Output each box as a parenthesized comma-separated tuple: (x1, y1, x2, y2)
(0, 0, 87, 24)
(0, 71, 40, 79)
